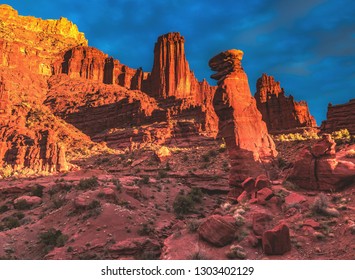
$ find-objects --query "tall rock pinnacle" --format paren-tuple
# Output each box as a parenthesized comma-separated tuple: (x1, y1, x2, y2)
(209, 50, 277, 188)
(150, 32, 193, 99)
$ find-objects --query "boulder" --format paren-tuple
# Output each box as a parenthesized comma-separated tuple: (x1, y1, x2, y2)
(109, 237, 160, 257)
(198, 215, 236, 247)
(252, 212, 274, 237)
(262, 223, 291, 255)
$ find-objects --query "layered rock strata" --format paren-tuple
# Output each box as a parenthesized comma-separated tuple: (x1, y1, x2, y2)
(209, 50, 277, 189)
(321, 99, 355, 134)
(255, 74, 316, 133)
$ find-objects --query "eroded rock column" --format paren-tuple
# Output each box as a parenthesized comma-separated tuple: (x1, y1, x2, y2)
(209, 50, 277, 190)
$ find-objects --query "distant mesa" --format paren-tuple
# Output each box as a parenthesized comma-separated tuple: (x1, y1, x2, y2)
(254, 73, 316, 134)
(321, 99, 355, 134)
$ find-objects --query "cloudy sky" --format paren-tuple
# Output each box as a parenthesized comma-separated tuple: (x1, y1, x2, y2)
(3, 0, 355, 124)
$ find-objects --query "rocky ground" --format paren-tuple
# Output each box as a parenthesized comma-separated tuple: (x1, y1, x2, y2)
(0, 138, 354, 260)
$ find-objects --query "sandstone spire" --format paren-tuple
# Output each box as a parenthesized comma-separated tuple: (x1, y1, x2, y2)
(209, 50, 277, 188)
(150, 32, 193, 99)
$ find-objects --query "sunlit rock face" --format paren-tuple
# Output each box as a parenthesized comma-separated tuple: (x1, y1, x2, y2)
(254, 73, 316, 133)
(209, 50, 277, 189)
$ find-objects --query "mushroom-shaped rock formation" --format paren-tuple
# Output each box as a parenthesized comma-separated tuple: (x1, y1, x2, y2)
(209, 50, 277, 192)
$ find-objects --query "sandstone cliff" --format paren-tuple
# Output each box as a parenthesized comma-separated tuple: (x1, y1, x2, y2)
(321, 99, 355, 134)
(255, 74, 316, 133)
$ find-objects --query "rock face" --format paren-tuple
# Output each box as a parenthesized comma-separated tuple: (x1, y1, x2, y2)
(0, 4, 95, 173)
(255, 74, 316, 133)
(52, 46, 146, 90)
(1, 6, 220, 173)
(321, 99, 355, 134)
(288, 134, 355, 191)
(209, 50, 277, 188)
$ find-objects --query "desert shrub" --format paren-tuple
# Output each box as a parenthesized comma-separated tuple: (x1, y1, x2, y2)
(39, 228, 68, 249)
(219, 141, 227, 152)
(0, 165, 13, 178)
(140, 175, 150, 184)
(137, 223, 154, 236)
(52, 198, 67, 209)
(2, 216, 20, 230)
(188, 187, 203, 203)
(111, 179, 122, 191)
(78, 176, 99, 190)
(88, 200, 101, 210)
(277, 157, 288, 169)
(14, 199, 31, 210)
(31, 184, 45, 198)
(157, 169, 167, 179)
(201, 154, 210, 162)
(0, 205, 9, 213)
(331, 129, 350, 141)
(12, 212, 25, 220)
(173, 195, 194, 216)
(311, 193, 329, 214)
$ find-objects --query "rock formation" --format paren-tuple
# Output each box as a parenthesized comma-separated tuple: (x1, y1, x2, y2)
(52, 46, 146, 90)
(255, 74, 316, 133)
(0, 4, 93, 173)
(209, 50, 277, 190)
(321, 99, 355, 134)
(287, 134, 355, 191)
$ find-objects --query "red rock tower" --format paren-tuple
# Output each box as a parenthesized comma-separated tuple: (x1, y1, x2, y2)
(150, 32, 193, 99)
(209, 50, 277, 188)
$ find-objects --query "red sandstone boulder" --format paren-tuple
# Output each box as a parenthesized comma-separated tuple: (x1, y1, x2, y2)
(242, 177, 256, 193)
(310, 134, 335, 158)
(256, 187, 273, 205)
(108, 237, 160, 257)
(262, 223, 291, 255)
(198, 215, 236, 247)
(252, 212, 274, 237)
(288, 138, 355, 191)
(284, 192, 307, 208)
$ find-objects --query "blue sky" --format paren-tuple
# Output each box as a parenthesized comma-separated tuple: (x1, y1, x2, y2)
(3, 0, 355, 124)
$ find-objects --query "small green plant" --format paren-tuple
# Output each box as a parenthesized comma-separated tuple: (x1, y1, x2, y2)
(140, 175, 150, 184)
(138, 222, 154, 236)
(188, 188, 203, 203)
(31, 184, 45, 198)
(0, 205, 9, 213)
(14, 199, 31, 210)
(157, 169, 168, 179)
(173, 195, 194, 216)
(78, 176, 99, 190)
(111, 179, 122, 191)
(2, 216, 20, 230)
(39, 228, 68, 251)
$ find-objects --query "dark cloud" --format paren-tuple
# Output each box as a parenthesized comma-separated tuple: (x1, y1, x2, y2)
(2, 0, 354, 124)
